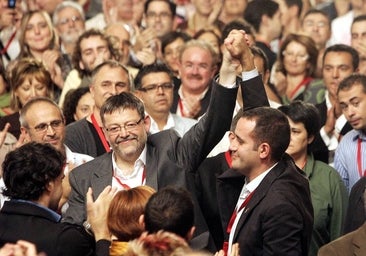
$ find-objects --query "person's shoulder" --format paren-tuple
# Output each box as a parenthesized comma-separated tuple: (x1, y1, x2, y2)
(66, 118, 89, 130)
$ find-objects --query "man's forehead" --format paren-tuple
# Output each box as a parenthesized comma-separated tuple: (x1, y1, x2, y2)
(26, 104, 62, 122)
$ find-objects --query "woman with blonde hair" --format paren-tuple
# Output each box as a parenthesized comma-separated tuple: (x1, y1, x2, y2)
(108, 186, 156, 256)
(16, 10, 71, 98)
(0, 58, 54, 139)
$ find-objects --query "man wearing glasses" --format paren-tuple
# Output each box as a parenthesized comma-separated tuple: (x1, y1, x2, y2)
(18, 97, 93, 211)
(134, 63, 197, 136)
(64, 29, 269, 252)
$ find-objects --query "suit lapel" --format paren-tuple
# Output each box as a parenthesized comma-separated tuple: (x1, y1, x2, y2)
(91, 153, 114, 196)
(352, 223, 366, 256)
(145, 143, 158, 190)
(232, 161, 285, 241)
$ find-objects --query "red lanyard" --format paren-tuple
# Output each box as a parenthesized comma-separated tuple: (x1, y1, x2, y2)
(91, 113, 111, 152)
(225, 151, 232, 168)
(178, 99, 187, 117)
(0, 31, 16, 55)
(357, 138, 365, 178)
(223, 190, 255, 255)
(289, 77, 312, 99)
(113, 166, 146, 190)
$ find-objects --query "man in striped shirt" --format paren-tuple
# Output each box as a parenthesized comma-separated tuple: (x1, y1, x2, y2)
(335, 74, 366, 192)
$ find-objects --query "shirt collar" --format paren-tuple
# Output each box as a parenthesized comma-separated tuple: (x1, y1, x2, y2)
(112, 146, 147, 180)
(11, 199, 61, 222)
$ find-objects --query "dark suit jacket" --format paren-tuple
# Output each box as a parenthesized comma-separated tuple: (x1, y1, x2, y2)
(0, 200, 95, 256)
(64, 76, 268, 251)
(318, 222, 366, 256)
(343, 177, 366, 234)
(170, 80, 213, 119)
(217, 155, 313, 255)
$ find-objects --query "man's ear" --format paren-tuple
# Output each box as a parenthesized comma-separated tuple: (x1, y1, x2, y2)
(307, 135, 315, 145)
(139, 214, 145, 229)
(185, 226, 196, 242)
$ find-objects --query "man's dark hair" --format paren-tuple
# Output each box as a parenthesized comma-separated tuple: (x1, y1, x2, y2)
(338, 73, 366, 95)
(100, 92, 145, 125)
(144, 186, 194, 239)
(244, 0, 279, 32)
(302, 9, 330, 27)
(251, 46, 269, 73)
(231, 107, 290, 161)
(352, 14, 366, 25)
(323, 44, 359, 71)
(144, 0, 176, 16)
(134, 63, 173, 90)
(221, 20, 255, 45)
(2, 142, 65, 200)
(72, 29, 120, 75)
(278, 101, 321, 139)
(284, 0, 303, 17)
(161, 31, 191, 54)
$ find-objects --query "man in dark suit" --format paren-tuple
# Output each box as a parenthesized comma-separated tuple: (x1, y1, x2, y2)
(64, 29, 268, 251)
(0, 143, 104, 256)
(217, 107, 313, 255)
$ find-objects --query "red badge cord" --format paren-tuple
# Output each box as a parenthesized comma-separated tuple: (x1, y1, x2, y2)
(113, 167, 146, 190)
(91, 113, 111, 153)
(357, 138, 365, 177)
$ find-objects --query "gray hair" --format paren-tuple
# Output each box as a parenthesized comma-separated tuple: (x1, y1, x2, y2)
(52, 1, 85, 25)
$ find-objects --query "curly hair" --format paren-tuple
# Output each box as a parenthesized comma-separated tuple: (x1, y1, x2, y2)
(2, 142, 65, 201)
(62, 87, 90, 125)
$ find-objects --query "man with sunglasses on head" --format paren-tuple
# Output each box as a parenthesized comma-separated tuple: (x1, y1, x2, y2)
(134, 63, 197, 136)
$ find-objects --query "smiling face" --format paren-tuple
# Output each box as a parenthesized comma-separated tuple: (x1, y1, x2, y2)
(14, 77, 49, 107)
(90, 65, 130, 109)
(179, 46, 216, 94)
(145, 0, 174, 37)
(55, 6, 85, 44)
(22, 101, 65, 152)
(103, 108, 150, 162)
(229, 118, 260, 176)
(24, 12, 53, 53)
(282, 41, 309, 76)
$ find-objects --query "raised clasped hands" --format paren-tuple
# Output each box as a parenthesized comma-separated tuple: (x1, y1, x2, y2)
(219, 29, 255, 85)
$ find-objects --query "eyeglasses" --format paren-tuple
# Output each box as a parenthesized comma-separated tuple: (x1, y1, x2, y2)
(138, 83, 174, 93)
(146, 12, 172, 19)
(282, 51, 309, 61)
(29, 119, 64, 133)
(303, 20, 328, 28)
(105, 118, 143, 134)
(58, 16, 83, 26)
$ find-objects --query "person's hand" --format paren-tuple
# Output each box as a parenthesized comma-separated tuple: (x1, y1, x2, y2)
(86, 186, 117, 241)
(135, 47, 157, 66)
(208, 0, 223, 26)
(214, 243, 239, 256)
(42, 50, 64, 89)
(324, 106, 336, 136)
(0, 123, 11, 148)
(133, 27, 157, 53)
(0, 240, 45, 256)
(271, 69, 287, 97)
(220, 29, 254, 85)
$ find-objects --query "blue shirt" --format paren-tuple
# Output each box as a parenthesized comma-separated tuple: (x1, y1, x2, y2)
(334, 129, 366, 192)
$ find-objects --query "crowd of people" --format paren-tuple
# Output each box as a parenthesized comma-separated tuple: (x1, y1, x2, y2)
(0, 0, 366, 255)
